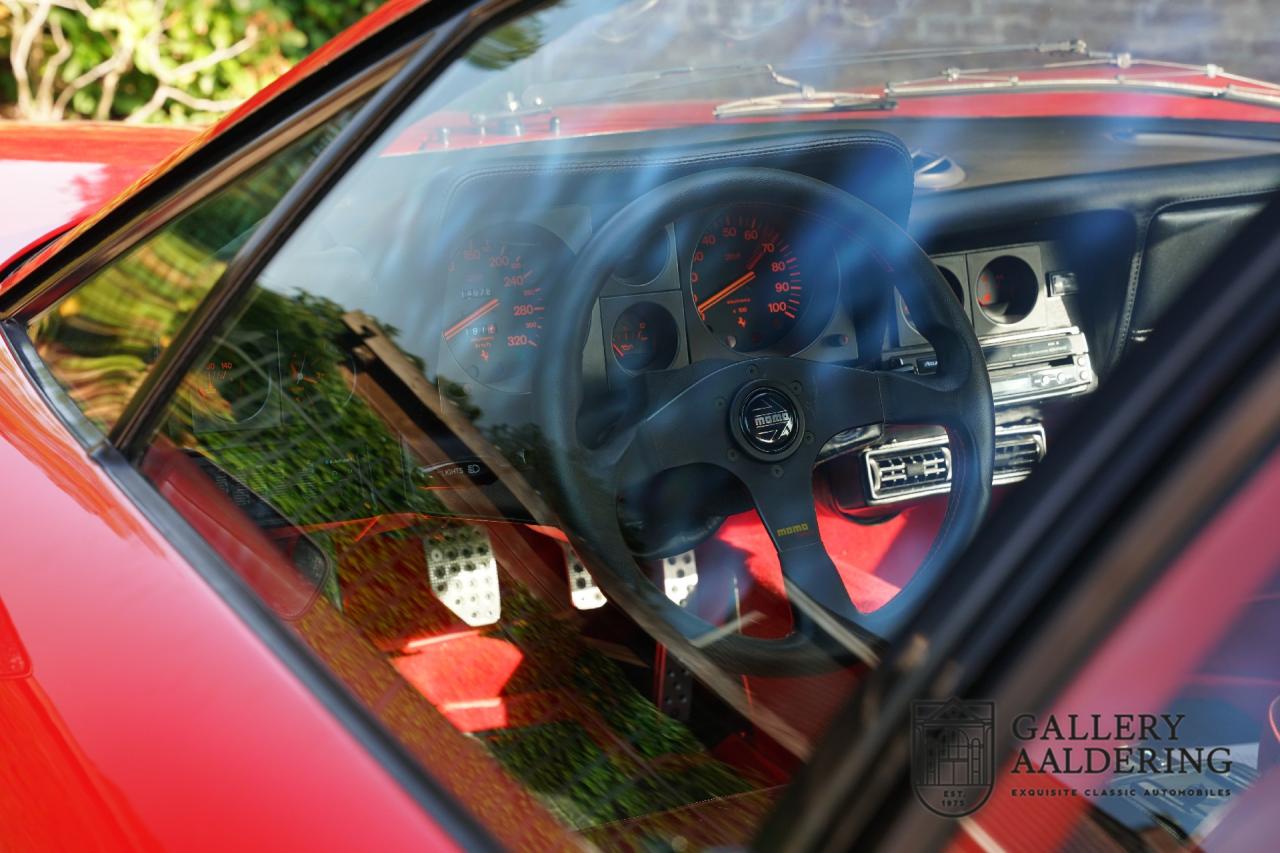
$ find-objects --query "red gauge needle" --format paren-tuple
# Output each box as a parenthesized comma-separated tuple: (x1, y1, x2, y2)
(746, 245, 766, 271)
(443, 297, 500, 341)
(696, 270, 755, 319)
(611, 342, 626, 358)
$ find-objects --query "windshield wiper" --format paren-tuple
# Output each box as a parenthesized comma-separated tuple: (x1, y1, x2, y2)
(711, 64, 899, 117)
(518, 40, 1091, 113)
(715, 45, 1280, 118)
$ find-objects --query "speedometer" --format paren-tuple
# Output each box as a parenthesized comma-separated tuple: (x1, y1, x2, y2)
(443, 223, 574, 391)
(690, 206, 810, 353)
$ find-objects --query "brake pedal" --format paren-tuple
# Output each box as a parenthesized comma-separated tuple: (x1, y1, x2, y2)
(425, 525, 501, 626)
(565, 545, 607, 610)
(662, 550, 698, 607)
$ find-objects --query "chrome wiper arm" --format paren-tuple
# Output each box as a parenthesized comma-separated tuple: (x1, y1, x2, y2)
(886, 53, 1280, 109)
(715, 51, 1280, 118)
(885, 51, 1280, 108)
(888, 76, 1280, 109)
(524, 40, 1091, 112)
(713, 43, 1089, 118)
(714, 64, 896, 117)
(713, 91, 895, 117)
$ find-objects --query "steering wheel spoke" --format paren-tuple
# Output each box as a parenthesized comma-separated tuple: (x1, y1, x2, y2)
(606, 363, 739, 484)
(877, 368, 969, 431)
(741, 459, 861, 624)
(801, 362, 883, 445)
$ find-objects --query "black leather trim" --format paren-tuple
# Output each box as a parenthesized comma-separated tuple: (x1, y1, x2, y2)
(1132, 195, 1274, 335)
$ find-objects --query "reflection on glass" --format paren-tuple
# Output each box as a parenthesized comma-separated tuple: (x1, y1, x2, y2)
(28, 115, 356, 431)
(35, 0, 1274, 848)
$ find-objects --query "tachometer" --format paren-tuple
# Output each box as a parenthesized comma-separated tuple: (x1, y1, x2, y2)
(690, 206, 810, 353)
(443, 223, 574, 391)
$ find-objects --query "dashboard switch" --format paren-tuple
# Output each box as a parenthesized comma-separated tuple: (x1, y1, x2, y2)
(1047, 271, 1079, 296)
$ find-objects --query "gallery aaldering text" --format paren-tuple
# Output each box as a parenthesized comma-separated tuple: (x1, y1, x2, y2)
(1008, 713, 1232, 775)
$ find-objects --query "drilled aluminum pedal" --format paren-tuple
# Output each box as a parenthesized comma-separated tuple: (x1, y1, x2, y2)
(662, 551, 697, 607)
(566, 547, 698, 609)
(426, 525, 500, 626)
(565, 545, 607, 610)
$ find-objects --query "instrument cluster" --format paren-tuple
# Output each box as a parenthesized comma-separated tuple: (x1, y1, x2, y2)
(438, 202, 861, 396)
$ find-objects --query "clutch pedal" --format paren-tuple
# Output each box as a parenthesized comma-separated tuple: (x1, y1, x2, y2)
(425, 525, 501, 626)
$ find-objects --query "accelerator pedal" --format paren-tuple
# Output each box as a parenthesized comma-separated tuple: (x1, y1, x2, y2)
(426, 525, 501, 626)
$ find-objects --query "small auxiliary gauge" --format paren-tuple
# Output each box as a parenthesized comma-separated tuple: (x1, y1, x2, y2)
(609, 302, 678, 373)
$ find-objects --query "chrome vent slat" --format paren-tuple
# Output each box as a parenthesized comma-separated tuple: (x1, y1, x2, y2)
(992, 430, 1046, 480)
(867, 445, 952, 499)
(865, 424, 1046, 504)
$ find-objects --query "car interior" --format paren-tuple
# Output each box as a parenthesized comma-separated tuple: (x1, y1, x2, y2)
(21, 1, 1280, 848)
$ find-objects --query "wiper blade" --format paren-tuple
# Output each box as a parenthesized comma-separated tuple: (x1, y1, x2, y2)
(714, 47, 1280, 118)
(886, 53, 1280, 108)
(523, 40, 1090, 112)
(714, 74, 897, 118)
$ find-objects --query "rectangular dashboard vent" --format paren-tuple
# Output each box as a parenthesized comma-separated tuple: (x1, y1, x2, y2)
(993, 427, 1045, 481)
(865, 424, 1046, 504)
(866, 444, 951, 501)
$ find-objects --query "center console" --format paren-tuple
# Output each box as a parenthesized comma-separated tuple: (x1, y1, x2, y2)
(848, 240, 1096, 506)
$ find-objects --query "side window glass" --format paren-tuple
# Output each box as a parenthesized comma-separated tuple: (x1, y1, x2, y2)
(128, 4, 783, 847)
(965, 447, 1280, 850)
(27, 111, 358, 432)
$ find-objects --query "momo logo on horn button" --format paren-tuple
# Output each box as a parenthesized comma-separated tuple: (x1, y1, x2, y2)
(739, 387, 799, 453)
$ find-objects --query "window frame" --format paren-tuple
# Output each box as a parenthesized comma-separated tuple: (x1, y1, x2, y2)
(0, 47, 422, 455)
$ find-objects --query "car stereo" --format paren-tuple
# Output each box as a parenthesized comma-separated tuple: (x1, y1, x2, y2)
(889, 326, 1095, 406)
(858, 327, 1095, 505)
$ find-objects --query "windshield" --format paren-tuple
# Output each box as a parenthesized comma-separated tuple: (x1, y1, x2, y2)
(432, 0, 1280, 122)
(31, 0, 1279, 849)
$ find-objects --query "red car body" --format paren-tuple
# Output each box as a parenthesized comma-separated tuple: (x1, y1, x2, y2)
(0, 3, 1277, 850)
(0, 5, 544, 849)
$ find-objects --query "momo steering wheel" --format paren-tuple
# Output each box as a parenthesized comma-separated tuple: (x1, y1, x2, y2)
(535, 168, 993, 675)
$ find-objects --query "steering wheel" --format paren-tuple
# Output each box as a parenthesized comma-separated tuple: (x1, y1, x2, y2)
(535, 168, 993, 675)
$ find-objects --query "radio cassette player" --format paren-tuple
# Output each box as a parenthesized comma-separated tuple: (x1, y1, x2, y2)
(892, 326, 1095, 406)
